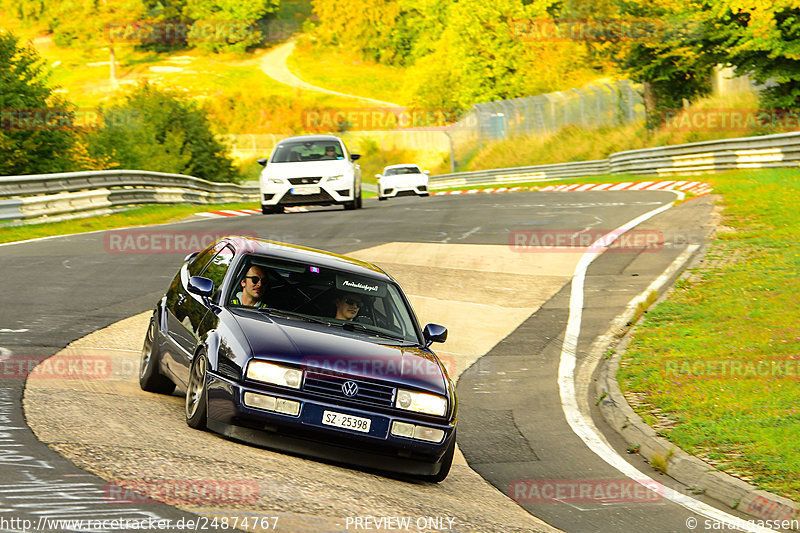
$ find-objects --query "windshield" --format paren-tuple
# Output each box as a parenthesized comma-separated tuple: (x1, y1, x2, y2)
(384, 166, 421, 176)
(271, 140, 344, 163)
(228, 255, 420, 344)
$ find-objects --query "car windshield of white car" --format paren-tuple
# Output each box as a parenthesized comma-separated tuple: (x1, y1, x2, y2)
(227, 256, 420, 344)
(271, 141, 343, 163)
(386, 166, 420, 175)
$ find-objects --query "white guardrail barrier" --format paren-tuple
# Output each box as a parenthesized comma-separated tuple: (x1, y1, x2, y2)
(0, 170, 259, 222)
(429, 130, 800, 189)
(2, 131, 800, 222)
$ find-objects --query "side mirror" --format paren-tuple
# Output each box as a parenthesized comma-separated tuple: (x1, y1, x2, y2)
(423, 170, 430, 175)
(183, 251, 199, 263)
(375, 174, 382, 179)
(187, 276, 214, 298)
(257, 158, 268, 167)
(350, 153, 361, 161)
(423, 323, 447, 346)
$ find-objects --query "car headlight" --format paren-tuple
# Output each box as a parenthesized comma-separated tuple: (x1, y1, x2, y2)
(327, 174, 344, 182)
(267, 177, 284, 184)
(395, 389, 447, 416)
(246, 361, 302, 389)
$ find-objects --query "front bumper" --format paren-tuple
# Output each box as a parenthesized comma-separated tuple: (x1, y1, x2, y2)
(261, 181, 355, 207)
(206, 372, 456, 476)
(379, 184, 428, 198)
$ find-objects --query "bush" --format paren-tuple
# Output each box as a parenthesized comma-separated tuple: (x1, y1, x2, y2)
(88, 83, 240, 182)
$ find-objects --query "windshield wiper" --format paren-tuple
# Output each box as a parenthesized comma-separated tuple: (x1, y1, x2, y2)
(340, 322, 411, 343)
(259, 308, 333, 326)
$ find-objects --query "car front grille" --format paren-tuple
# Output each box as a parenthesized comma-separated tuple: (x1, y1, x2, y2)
(288, 177, 322, 185)
(281, 190, 335, 204)
(303, 371, 395, 407)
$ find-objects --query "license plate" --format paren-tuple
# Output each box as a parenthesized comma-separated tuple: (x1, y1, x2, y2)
(321, 410, 371, 433)
(290, 186, 320, 195)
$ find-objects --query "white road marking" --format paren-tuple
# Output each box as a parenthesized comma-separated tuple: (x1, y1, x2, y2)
(558, 194, 776, 533)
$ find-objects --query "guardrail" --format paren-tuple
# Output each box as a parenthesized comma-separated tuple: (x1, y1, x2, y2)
(0, 170, 258, 222)
(429, 130, 800, 189)
(3, 130, 800, 222)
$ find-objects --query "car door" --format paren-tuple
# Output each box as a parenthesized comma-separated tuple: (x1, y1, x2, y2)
(170, 243, 235, 385)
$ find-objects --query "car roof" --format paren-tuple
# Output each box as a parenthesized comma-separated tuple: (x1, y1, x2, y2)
(221, 236, 391, 280)
(277, 135, 344, 144)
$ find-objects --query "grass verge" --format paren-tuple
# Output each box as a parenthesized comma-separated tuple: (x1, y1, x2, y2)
(617, 168, 800, 500)
(0, 202, 257, 245)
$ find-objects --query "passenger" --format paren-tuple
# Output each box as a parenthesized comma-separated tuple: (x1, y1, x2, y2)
(232, 265, 269, 308)
(333, 292, 363, 321)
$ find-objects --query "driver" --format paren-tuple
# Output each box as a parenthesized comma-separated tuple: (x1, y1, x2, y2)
(333, 292, 364, 321)
(231, 265, 269, 308)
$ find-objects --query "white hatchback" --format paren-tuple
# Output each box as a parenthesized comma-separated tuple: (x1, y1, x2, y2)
(376, 164, 430, 201)
(258, 135, 362, 214)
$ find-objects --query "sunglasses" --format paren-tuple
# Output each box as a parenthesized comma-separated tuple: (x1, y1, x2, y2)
(244, 276, 266, 285)
(344, 298, 363, 307)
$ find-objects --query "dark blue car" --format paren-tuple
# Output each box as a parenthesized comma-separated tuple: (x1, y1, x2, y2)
(140, 236, 456, 481)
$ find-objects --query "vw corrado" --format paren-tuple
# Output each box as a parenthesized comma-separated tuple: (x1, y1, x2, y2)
(140, 236, 456, 481)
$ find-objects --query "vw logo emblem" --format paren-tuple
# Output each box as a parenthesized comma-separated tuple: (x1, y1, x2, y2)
(342, 381, 359, 397)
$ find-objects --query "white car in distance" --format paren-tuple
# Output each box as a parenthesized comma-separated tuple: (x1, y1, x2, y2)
(376, 164, 430, 201)
(258, 135, 362, 214)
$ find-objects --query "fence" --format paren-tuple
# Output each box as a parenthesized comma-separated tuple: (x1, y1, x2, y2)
(446, 80, 645, 168)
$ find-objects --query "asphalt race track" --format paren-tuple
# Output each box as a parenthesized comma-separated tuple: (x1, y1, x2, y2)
(0, 191, 766, 533)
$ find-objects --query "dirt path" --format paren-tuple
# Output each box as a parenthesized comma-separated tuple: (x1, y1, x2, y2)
(259, 40, 399, 107)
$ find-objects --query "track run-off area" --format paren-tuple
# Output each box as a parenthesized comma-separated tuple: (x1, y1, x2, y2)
(0, 190, 777, 533)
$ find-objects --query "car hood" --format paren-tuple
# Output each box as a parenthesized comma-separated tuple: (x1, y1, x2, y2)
(233, 311, 447, 395)
(263, 160, 353, 178)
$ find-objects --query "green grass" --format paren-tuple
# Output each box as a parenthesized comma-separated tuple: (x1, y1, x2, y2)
(0, 202, 257, 245)
(618, 168, 800, 500)
(288, 39, 409, 106)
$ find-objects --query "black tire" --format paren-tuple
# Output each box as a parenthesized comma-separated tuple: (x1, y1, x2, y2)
(139, 315, 175, 394)
(421, 431, 456, 483)
(378, 196, 387, 201)
(262, 205, 282, 214)
(185, 353, 209, 430)
(420, 193, 430, 197)
(356, 193, 363, 209)
(344, 200, 357, 210)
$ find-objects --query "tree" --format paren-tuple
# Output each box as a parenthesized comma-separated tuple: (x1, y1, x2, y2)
(608, 0, 714, 126)
(88, 83, 240, 182)
(0, 32, 82, 175)
(703, 1, 800, 110)
(184, 0, 280, 53)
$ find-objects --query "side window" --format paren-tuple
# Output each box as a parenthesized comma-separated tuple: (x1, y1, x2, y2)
(188, 242, 224, 277)
(201, 245, 235, 296)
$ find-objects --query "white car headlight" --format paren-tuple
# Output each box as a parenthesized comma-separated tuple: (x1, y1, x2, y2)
(327, 174, 344, 182)
(246, 361, 302, 389)
(267, 177, 284, 184)
(395, 389, 447, 416)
